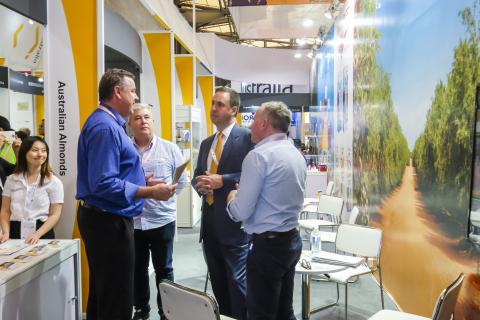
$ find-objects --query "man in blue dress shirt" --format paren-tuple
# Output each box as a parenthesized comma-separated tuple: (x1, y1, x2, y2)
(129, 103, 188, 320)
(76, 69, 177, 320)
(227, 101, 307, 320)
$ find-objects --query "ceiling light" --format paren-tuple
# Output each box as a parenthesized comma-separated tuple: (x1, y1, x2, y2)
(294, 53, 302, 59)
(28, 19, 34, 25)
(38, 77, 44, 83)
(295, 38, 307, 46)
(324, 0, 339, 20)
(324, 10, 333, 19)
(303, 19, 313, 27)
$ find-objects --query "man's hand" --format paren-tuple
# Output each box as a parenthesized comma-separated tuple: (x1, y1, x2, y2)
(12, 138, 21, 156)
(146, 174, 166, 187)
(227, 189, 237, 204)
(195, 171, 223, 195)
(150, 182, 177, 201)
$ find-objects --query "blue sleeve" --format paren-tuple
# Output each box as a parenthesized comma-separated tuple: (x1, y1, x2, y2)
(87, 127, 138, 206)
(227, 151, 265, 222)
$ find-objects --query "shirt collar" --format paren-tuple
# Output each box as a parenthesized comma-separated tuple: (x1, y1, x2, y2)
(132, 135, 156, 153)
(255, 132, 287, 148)
(100, 102, 126, 127)
(218, 121, 236, 141)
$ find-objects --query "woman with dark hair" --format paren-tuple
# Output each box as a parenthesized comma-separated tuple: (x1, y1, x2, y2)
(0, 137, 63, 244)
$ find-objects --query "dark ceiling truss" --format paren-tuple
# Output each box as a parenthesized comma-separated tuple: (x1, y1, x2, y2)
(174, 0, 325, 49)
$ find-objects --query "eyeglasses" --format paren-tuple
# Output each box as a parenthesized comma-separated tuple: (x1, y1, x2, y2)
(300, 258, 311, 270)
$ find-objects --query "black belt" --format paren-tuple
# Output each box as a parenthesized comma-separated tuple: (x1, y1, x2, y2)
(79, 200, 108, 213)
(252, 228, 298, 240)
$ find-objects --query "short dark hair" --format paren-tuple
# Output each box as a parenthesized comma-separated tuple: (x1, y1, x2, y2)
(98, 68, 135, 102)
(215, 86, 241, 109)
(0, 116, 12, 131)
(13, 136, 52, 186)
(260, 101, 291, 133)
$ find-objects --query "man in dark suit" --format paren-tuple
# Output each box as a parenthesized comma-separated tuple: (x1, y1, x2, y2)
(193, 87, 253, 320)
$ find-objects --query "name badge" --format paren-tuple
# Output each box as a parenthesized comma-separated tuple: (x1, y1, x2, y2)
(20, 220, 36, 239)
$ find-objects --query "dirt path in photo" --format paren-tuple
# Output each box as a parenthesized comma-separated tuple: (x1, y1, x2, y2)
(373, 165, 477, 316)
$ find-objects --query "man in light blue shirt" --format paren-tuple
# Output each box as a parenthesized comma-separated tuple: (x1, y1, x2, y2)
(129, 104, 187, 320)
(227, 101, 306, 320)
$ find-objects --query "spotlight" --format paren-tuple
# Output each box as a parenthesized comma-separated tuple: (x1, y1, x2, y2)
(28, 19, 34, 25)
(296, 38, 307, 46)
(303, 19, 313, 27)
(324, 0, 340, 20)
(294, 53, 302, 59)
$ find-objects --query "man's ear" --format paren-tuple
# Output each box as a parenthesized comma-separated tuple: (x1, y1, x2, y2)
(113, 85, 122, 99)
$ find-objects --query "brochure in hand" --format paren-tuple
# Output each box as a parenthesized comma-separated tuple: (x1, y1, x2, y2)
(173, 159, 190, 184)
(310, 251, 365, 267)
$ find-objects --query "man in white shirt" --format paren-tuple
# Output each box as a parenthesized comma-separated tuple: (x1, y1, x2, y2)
(129, 104, 188, 320)
(227, 101, 306, 320)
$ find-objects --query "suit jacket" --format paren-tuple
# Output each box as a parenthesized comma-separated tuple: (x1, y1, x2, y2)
(193, 124, 254, 245)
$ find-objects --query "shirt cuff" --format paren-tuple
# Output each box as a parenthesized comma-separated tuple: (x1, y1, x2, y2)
(125, 181, 140, 203)
(226, 200, 240, 222)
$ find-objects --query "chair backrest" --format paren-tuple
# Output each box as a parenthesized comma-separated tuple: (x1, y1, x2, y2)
(348, 206, 360, 225)
(335, 224, 382, 258)
(317, 195, 344, 222)
(431, 273, 464, 320)
(159, 280, 220, 320)
(325, 181, 335, 195)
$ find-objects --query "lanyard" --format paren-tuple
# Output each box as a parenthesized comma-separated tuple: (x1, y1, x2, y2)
(23, 173, 40, 220)
(98, 104, 117, 121)
(139, 137, 157, 164)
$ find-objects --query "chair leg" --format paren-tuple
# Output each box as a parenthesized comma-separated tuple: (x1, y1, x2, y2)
(344, 283, 348, 320)
(204, 271, 209, 293)
(378, 267, 385, 309)
(310, 282, 340, 315)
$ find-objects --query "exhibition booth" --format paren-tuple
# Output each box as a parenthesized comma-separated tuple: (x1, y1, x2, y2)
(0, 0, 478, 319)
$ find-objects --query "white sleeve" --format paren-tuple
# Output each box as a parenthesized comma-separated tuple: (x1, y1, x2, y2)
(2, 175, 14, 198)
(48, 176, 64, 204)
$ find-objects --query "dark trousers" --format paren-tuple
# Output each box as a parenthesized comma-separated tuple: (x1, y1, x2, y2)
(9, 220, 55, 239)
(78, 204, 135, 320)
(246, 232, 302, 320)
(134, 221, 175, 317)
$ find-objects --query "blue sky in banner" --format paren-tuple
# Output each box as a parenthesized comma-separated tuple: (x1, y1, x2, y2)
(376, 0, 473, 150)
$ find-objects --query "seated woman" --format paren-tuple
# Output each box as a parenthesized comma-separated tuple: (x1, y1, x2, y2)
(0, 137, 64, 244)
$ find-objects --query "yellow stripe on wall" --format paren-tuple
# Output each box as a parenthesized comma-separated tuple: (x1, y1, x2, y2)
(62, 0, 98, 311)
(144, 32, 173, 141)
(35, 96, 44, 130)
(175, 55, 194, 106)
(198, 75, 214, 136)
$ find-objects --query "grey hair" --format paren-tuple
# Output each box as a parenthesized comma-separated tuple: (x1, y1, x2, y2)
(132, 103, 153, 113)
(128, 103, 153, 124)
(259, 101, 291, 133)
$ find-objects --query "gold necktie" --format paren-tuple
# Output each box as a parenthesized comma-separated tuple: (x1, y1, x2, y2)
(206, 132, 223, 205)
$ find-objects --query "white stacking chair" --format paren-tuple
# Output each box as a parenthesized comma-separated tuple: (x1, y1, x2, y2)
(317, 224, 384, 319)
(321, 206, 360, 243)
(325, 181, 335, 195)
(159, 280, 235, 320)
(303, 181, 335, 209)
(299, 195, 344, 231)
(368, 273, 464, 320)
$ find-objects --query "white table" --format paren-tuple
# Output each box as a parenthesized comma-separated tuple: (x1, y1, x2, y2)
(0, 239, 81, 320)
(296, 251, 347, 320)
